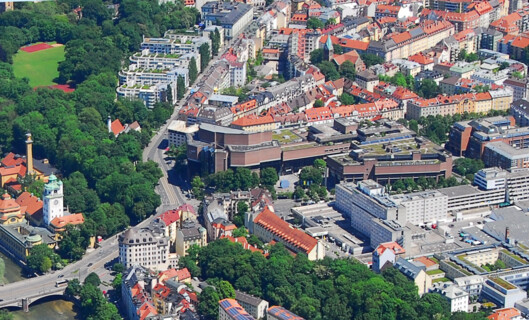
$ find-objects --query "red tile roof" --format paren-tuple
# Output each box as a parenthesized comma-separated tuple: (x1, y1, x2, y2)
(176, 268, 191, 281)
(15, 191, 43, 217)
(137, 302, 157, 320)
(50, 213, 85, 229)
(413, 256, 438, 268)
(178, 203, 196, 215)
(111, 119, 125, 136)
(231, 114, 275, 127)
(231, 99, 257, 114)
(333, 50, 361, 66)
(160, 209, 180, 226)
(512, 35, 529, 49)
(376, 242, 405, 255)
(408, 53, 434, 65)
(488, 308, 521, 320)
(376, 4, 401, 13)
(253, 206, 318, 254)
(221, 235, 266, 255)
(1, 153, 25, 167)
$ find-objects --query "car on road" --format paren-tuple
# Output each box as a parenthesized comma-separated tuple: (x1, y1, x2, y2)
(58, 274, 64, 278)
(87, 263, 93, 267)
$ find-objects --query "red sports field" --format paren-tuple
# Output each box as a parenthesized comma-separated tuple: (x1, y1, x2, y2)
(20, 43, 54, 53)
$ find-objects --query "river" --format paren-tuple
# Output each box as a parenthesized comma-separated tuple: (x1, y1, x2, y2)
(0, 252, 78, 319)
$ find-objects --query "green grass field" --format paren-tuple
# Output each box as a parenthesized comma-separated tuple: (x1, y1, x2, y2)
(13, 45, 65, 87)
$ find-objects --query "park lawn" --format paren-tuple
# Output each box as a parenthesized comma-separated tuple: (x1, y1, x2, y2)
(12, 45, 65, 87)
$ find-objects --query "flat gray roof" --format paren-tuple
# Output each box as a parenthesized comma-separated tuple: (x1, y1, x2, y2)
(439, 185, 480, 198)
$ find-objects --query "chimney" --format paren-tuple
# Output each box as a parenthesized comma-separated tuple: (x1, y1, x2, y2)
(107, 116, 112, 133)
(25, 133, 34, 175)
(505, 227, 510, 243)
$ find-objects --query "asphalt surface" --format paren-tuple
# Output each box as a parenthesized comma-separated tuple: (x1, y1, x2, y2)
(0, 30, 249, 309)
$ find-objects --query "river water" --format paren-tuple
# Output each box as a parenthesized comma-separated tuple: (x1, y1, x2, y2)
(0, 252, 78, 319)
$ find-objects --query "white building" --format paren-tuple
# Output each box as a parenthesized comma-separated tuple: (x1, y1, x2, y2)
(118, 219, 173, 270)
(43, 174, 64, 226)
(431, 282, 469, 313)
(167, 120, 199, 147)
(235, 291, 269, 319)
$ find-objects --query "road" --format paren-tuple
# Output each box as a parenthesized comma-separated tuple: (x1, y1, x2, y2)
(0, 31, 245, 309)
(142, 38, 240, 213)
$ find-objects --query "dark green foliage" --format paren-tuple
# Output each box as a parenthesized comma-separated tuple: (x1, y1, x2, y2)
(189, 239, 471, 320)
(310, 48, 324, 65)
(339, 92, 356, 105)
(177, 76, 185, 100)
(307, 17, 324, 30)
(189, 57, 198, 84)
(27, 244, 61, 273)
(84, 272, 101, 287)
(198, 287, 220, 320)
(210, 28, 221, 56)
(199, 43, 210, 71)
(453, 158, 484, 179)
(339, 60, 356, 80)
(112, 263, 125, 273)
(0, 309, 13, 320)
(318, 61, 340, 81)
(314, 99, 324, 108)
(79, 283, 120, 320)
(360, 53, 384, 67)
(260, 167, 278, 187)
(418, 79, 440, 98)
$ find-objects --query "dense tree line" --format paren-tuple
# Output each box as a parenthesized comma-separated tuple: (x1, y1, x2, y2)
(190, 239, 487, 320)
(401, 110, 510, 145)
(66, 274, 120, 320)
(0, 0, 200, 262)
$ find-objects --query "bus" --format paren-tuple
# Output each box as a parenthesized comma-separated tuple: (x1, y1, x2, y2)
(55, 279, 69, 287)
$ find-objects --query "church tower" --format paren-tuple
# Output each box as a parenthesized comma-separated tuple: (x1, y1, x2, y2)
(324, 36, 334, 62)
(43, 174, 64, 226)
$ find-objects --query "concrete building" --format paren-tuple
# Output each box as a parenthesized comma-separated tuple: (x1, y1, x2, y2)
(511, 99, 529, 127)
(201, 2, 254, 39)
(481, 278, 527, 308)
(431, 282, 469, 312)
(335, 180, 430, 250)
(119, 219, 173, 270)
(483, 141, 529, 169)
(219, 299, 256, 320)
(167, 120, 199, 147)
(175, 219, 207, 257)
(504, 78, 529, 101)
(235, 291, 269, 319)
(445, 115, 527, 159)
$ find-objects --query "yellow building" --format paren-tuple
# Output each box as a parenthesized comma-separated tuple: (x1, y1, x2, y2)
(0, 133, 55, 189)
(0, 194, 56, 261)
(175, 219, 207, 257)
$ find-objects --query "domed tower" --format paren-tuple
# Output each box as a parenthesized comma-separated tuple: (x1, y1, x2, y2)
(43, 174, 64, 226)
(0, 193, 25, 225)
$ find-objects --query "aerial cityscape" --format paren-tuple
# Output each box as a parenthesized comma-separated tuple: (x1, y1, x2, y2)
(1, 0, 529, 318)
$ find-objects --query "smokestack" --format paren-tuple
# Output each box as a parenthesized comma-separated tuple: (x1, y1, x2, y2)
(25, 133, 34, 175)
(107, 116, 112, 133)
(505, 227, 510, 243)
